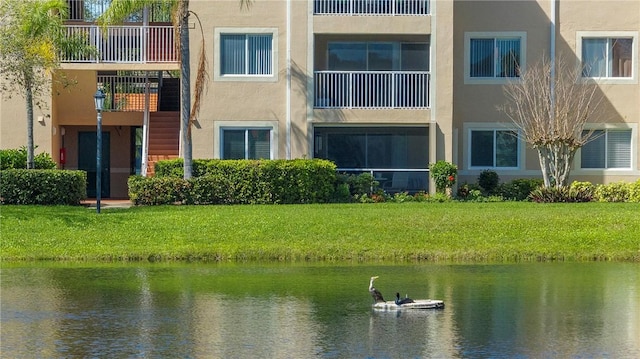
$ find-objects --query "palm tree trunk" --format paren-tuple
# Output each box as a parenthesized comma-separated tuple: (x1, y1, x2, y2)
(179, 0, 192, 180)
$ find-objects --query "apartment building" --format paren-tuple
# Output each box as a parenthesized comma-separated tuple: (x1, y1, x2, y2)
(0, 0, 638, 199)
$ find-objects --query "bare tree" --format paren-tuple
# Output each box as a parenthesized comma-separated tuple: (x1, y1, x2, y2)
(501, 55, 605, 189)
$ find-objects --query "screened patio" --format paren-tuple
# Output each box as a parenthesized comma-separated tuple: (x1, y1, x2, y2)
(314, 126, 429, 192)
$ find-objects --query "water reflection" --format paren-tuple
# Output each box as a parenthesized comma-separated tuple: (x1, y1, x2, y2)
(1, 263, 638, 358)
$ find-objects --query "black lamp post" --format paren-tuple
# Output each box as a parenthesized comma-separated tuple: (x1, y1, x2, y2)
(94, 88, 105, 214)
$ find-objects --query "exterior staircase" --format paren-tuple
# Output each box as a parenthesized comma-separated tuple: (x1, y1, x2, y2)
(147, 111, 179, 176)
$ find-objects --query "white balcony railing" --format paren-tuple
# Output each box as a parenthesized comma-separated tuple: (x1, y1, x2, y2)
(67, 0, 172, 22)
(97, 74, 159, 112)
(62, 25, 177, 63)
(315, 71, 430, 109)
(314, 0, 429, 15)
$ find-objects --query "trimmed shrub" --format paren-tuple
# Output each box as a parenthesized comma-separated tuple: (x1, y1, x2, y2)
(128, 175, 191, 205)
(629, 180, 640, 203)
(594, 182, 630, 202)
(331, 183, 351, 203)
(188, 174, 233, 205)
(1, 169, 86, 205)
(0, 148, 56, 170)
(478, 169, 500, 195)
(154, 159, 209, 178)
(498, 178, 544, 201)
(337, 172, 378, 199)
(130, 159, 338, 205)
(258, 159, 337, 204)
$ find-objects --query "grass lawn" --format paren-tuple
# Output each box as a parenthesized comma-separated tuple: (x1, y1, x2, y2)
(1, 202, 639, 262)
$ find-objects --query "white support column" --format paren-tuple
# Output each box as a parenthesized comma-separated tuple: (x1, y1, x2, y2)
(306, 0, 315, 158)
(141, 72, 151, 177)
(140, 6, 151, 176)
(428, 0, 437, 194)
(286, 0, 292, 159)
(550, 0, 557, 119)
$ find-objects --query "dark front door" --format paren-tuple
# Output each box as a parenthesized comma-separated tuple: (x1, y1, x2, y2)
(79, 131, 110, 198)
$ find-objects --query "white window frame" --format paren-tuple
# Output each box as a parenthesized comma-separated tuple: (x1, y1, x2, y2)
(214, 121, 279, 159)
(214, 27, 279, 82)
(577, 31, 638, 84)
(576, 124, 637, 173)
(465, 124, 521, 170)
(464, 32, 527, 85)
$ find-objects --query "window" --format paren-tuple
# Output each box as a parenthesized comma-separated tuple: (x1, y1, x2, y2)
(470, 38, 520, 77)
(222, 129, 272, 160)
(464, 32, 526, 83)
(581, 129, 632, 169)
(577, 31, 638, 83)
(327, 42, 429, 71)
(470, 130, 519, 168)
(221, 34, 273, 75)
(582, 38, 633, 78)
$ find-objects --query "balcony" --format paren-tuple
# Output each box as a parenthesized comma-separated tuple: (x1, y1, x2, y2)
(97, 73, 158, 112)
(62, 25, 177, 63)
(66, 0, 171, 22)
(314, 71, 430, 109)
(314, 0, 429, 15)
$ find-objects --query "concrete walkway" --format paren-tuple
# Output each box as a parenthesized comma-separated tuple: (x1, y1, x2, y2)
(81, 199, 133, 209)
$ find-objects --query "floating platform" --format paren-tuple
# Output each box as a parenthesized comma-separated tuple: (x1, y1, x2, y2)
(373, 299, 445, 310)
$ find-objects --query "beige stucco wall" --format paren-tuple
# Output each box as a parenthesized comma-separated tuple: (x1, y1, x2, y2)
(452, 0, 640, 184)
(558, 0, 640, 183)
(557, 0, 639, 124)
(314, 15, 430, 35)
(432, 0, 455, 165)
(54, 70, 145, 127)
(1, 0, 638, 191)
(189, 1, 436, 160)
(0, 82, 54, 158)
(452, 0, 552, 129)
(189, 0, 292, 159)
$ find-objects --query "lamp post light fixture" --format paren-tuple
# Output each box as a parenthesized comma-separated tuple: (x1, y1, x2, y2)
(94, 88, 105, 214)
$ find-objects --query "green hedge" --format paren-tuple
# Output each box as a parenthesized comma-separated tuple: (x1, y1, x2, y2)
(457, 178, 640, 203)
(594, 180, 640, 203)
(498, 178, 544, 201)
(155, 159, 209, 178)
(1, 169, 86, 205)
(529, 180, 640, 203)
(130, 159, 338, 205)
(128, 176, 191, 205)
(0, 148, 57, 170)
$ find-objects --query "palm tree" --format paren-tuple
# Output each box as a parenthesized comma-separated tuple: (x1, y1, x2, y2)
(0, 0, 82, 169)
(100, 0, 250, 179)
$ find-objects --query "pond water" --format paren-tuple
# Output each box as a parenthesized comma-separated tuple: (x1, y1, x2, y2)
(1, 262, 639, 358)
